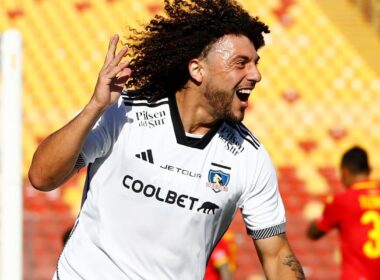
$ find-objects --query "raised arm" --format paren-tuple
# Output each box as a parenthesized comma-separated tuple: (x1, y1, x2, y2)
(253, 233, 305, 280)
(28, 35, 130, 191)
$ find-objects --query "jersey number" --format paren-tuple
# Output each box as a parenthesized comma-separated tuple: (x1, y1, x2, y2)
(360, 211, 380, 258)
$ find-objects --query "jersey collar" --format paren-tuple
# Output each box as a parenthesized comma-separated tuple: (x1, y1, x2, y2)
(168, 95, 223, 149)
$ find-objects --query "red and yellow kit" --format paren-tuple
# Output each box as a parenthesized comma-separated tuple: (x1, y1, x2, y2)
(316, 180, 380, 280)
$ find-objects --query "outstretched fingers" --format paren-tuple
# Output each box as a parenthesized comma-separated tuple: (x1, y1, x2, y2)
(108, 60, 130, 79)
(90, 35, 131, 108)
(103, 34, 129, 69)
(99, 35, 131, 85)
(107, 46, 129, 70)
(104, 34, 119, 66)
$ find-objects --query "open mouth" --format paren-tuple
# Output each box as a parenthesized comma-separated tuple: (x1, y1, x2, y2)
(236, 88, 253, 102)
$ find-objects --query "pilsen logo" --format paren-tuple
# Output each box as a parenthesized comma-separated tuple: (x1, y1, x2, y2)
(136, 110, 166, 128)
(218, 126, 245, 156)
(206, 170, 230, 193)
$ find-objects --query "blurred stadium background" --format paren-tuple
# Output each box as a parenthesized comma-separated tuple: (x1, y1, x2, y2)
(1, 0, 380, 279)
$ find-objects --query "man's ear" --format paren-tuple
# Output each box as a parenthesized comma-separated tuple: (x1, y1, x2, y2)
(188, 58, 203, 83)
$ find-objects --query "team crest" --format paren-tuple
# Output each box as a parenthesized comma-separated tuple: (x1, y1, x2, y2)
(206, 170, 230, 193)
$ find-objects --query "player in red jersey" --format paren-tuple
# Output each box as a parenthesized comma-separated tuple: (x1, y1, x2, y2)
(205, 230, 237, 280)
(307, 146, 380, 280)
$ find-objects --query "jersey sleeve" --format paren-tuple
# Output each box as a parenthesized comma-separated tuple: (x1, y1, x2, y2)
(315, 195, 339, 232)
(76, 99, 124, 168)
(238, 146, 286, 240)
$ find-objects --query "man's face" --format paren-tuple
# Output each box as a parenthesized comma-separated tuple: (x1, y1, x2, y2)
(200, 35, 262, 123)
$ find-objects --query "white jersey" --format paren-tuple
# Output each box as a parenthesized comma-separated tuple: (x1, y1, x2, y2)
(55, 93, 286, 280)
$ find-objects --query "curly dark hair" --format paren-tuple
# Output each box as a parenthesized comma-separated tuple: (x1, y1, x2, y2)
(125, 0, 270, 101)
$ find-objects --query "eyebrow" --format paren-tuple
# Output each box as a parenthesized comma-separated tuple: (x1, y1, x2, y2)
(233, 55, 260, 63)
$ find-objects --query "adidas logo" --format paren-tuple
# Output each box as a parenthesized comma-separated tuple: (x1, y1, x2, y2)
(135, 149, 154, 164)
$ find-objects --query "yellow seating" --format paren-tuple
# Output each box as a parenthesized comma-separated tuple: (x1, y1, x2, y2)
(2, 0, 380, 279)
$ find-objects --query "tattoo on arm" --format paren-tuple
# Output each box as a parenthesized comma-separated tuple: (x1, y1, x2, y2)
(282, 255, 305, 280)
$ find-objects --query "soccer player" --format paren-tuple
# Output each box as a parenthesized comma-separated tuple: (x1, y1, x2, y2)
(307, 146, 380, 280)
(29, 0, 304, 279)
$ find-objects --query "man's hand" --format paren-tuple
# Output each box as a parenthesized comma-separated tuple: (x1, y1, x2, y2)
(306, 221, 326, 240)
(29, 34, 131, 191)
(89, 34, 131, 111)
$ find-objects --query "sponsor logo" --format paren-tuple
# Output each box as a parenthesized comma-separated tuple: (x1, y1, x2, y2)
(206, 169, 230, 193)
(122, 174, 219, 215)
(135, 149, 154, 164)
(136, 110, 166, 128)
(218, 126, 244, 155)
(160, 164, 201, 179)
(197, 202, 219, 215)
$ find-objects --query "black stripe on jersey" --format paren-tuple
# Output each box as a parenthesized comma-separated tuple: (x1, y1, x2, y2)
(211, 162, 231, 170)
(121, 90, 169, 107)
(225, 123, 260, 150)
(248, 223, 286, 240)
(147, 149, 154, 163)
(123, 99, 169, 108)
(238, 123, 260, 146)
(121, 89, 151, 101)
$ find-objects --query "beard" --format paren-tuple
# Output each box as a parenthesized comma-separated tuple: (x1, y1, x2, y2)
(204, 86, 245, 124)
